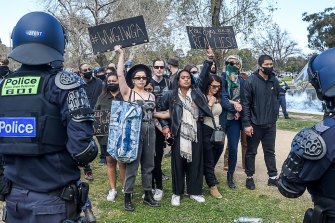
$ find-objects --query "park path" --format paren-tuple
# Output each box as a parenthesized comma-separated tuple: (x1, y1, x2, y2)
(216, 129, 296, 184)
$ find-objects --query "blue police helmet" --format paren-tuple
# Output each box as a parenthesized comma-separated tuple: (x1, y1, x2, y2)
(308, 48, 335, 99)
(9, 12, 67, 65)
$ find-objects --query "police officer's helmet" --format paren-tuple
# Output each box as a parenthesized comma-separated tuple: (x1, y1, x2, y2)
(9, 12, 67, 65)
(307, 48, 335, 100)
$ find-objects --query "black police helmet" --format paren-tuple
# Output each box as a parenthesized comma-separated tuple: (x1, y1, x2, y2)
(307, 48, 335, 100)
(9, 12, 67, 65)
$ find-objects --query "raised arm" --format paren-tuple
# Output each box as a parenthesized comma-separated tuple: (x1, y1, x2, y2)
(114, 45, 131, 99)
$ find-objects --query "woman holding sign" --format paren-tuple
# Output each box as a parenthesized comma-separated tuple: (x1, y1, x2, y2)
(95, 68, 126, 202)
(114, 45, 159, 212)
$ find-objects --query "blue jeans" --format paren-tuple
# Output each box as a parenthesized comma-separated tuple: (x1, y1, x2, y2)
(279, 95, 288, 117)
(226, 119, 242, 174)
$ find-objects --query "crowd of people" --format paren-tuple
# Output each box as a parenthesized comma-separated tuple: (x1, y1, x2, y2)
(58, 44, 286, 212)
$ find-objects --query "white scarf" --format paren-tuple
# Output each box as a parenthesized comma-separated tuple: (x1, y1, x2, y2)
(178, 88, 197, 162)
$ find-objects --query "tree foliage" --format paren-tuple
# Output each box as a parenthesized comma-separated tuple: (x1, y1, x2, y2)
(251, 24, 301, 72)
(302, 7, 335, 52)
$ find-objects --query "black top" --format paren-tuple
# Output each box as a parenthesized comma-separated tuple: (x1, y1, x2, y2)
(83, 76, 103, 109)
(241, 70, 280, 128)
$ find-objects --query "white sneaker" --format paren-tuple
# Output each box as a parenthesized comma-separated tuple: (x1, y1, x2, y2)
(190, 195, 205, 203)
(154, 189, 164, 201)
(107, 189, 117, 202)
(171, 194, 180, 206)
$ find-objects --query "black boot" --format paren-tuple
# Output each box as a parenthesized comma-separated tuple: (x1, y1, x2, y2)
(124, 193, 135, 211)
(143, 190, 160, 207)
(227, 172, 236, 189)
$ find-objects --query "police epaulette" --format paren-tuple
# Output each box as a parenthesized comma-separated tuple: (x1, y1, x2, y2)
(313, 117, 335, 134)
(55, 71, 85, 90)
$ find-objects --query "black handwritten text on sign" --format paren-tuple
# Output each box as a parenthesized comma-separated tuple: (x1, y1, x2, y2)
(88, 16, 149, 54)
(93, 110, 111, 136)
(186, 26, 237, 49)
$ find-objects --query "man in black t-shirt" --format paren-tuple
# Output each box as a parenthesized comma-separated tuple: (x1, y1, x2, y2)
(150, 59, 170, 201)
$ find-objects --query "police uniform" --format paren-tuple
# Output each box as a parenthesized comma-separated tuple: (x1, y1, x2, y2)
(278, 48, 335, 223)
(0, 12, 97, 223)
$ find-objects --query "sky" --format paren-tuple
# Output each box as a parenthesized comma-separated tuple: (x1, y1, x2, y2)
(0, 0, 334, 54)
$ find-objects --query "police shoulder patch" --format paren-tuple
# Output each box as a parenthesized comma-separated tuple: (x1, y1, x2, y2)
(291, 128, 327, 160)
(55, 71, 85, 90)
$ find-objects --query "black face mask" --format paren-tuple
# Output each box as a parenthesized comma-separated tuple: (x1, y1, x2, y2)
(262, 67, 273, 76)
(83, 71, 93, 79)
(107, 83, 119, 92)
(96, 74, 106, 81)
(0, 66, 9, 77)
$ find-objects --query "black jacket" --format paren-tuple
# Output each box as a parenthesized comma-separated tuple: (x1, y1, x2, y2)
(241, 70, 280, 128)
(157, 87, 212, 136)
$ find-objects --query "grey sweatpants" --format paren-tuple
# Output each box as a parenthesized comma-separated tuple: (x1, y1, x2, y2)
(124, 122, 156, 193)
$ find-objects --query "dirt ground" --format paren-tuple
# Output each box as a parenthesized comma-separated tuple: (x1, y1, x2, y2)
(216, 129, 296, 184)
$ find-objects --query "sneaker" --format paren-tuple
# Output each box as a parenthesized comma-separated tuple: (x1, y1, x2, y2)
(246, 177, 255, 190)
(98, 158, 106, 166)
(107, 189, 117, 202)
(210, 186, 222, 199)
(171, 194, 180, 206)
(84, 172, 94, 181)
(268, 178, 278, 187)
(284, 116, 291, 119)
(154, 189, 164, 201)
(190, 195, 205, 203)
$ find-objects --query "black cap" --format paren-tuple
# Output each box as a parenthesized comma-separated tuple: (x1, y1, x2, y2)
(167, 58, 179, 67)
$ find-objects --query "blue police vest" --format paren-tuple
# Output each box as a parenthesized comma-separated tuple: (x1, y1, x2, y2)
(0, 71, 67, 155)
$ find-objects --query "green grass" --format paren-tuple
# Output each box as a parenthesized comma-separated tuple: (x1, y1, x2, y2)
(88, 111, 320, 223)
(87, 156, 311, 223)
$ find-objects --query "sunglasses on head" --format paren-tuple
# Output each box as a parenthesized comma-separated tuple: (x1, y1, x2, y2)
(153, 66, 164, 70)
(133, 76, 147, 81)
(82, 68, 92, 72)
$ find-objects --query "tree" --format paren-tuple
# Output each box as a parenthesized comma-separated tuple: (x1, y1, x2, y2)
(251, 24, 301, 73)
(171, 0, 277, 70)
(302, 7, 335, 52)
(41, 0, 175, 67)
(283, 56, 308, 74)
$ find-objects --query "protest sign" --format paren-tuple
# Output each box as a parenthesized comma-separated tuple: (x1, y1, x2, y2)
(186, 26, 237, 49)
(88, 16, 149, 54)
(93, 110, 110, 136)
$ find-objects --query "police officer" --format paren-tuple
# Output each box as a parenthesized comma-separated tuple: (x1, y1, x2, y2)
(0, 12, 97, 223)
(278, 48, 335, 223)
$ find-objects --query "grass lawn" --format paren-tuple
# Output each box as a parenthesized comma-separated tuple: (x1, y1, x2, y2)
(87, 113, 319, 223)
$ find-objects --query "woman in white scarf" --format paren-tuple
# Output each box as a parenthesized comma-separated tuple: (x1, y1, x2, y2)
(157, 70, 213, 206)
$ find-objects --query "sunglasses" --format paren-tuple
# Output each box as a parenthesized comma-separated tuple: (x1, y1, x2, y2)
(82, 68, 92, 72)
(153, 66, 164, 70)
(210, 85, 220, 89)
(190, 71, 198, 74)
(107, 66, 115, 69)
(133, 76, 147, 81)
(226, 61, 240, 66)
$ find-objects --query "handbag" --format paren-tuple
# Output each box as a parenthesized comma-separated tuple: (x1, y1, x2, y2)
(210, 117, 225, 145)
(107, 100, 142, 163)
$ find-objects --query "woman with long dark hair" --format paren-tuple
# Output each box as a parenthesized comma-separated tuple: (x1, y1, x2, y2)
(95, 68, 126, 202)
(157, 69, 212, 206)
